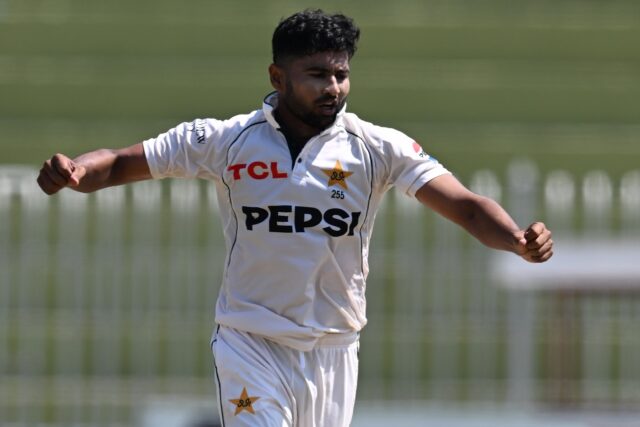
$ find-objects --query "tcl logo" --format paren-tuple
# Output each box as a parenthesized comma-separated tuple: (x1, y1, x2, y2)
(227, 162, 288, 180)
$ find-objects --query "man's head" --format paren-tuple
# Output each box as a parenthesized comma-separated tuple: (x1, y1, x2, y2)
(269, 10, 360, 134)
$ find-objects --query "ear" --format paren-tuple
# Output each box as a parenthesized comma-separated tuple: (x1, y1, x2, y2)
(269, 63, 284, 91)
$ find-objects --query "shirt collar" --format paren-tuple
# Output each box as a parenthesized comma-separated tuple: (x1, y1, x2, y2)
(262, 91, 346, 132)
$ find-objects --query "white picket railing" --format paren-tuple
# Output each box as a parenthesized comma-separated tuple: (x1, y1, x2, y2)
(1, 160, 639, 426)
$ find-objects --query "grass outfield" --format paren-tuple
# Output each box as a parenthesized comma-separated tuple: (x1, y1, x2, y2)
(1, 0, 639, 177)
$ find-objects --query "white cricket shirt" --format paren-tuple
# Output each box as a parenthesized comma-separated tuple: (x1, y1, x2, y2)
(143, 92, 450, 351)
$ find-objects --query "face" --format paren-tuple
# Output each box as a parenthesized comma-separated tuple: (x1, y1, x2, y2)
(269, 50, 351, 132)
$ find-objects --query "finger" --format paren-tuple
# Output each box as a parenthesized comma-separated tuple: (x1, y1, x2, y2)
(40, 161, 69, 188)
(524, 222, 546, 242)
(528, 249, 554, 263)
(51, 154, 75, 180)
(526, 238, 553, 256)
(37, 171, 62, 195)
(68, 165, 86, 187)
(525, 230, 552, 250)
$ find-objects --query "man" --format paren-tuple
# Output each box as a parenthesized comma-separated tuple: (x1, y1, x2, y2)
(37, 9, 553, 427)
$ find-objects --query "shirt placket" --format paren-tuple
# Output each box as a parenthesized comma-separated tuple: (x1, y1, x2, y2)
(290, 128, 335, 184)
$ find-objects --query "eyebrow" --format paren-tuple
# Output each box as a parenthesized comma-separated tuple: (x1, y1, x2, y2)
(304, 65, 350, 73)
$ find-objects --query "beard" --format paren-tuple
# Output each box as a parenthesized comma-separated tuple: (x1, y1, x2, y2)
(280, 81, 346, 131)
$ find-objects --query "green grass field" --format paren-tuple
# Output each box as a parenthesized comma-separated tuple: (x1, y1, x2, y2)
(2, 0, 639, 178)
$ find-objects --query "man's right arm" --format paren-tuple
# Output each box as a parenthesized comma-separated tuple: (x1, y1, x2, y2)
(37, 142, 152, 195)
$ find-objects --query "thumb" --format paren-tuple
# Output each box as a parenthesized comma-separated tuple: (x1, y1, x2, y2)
(68, 165, 86, 187)
(513, 231, 527, 255)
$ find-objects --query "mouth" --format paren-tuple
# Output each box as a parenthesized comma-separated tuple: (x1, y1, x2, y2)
(316, 100, 339, 116)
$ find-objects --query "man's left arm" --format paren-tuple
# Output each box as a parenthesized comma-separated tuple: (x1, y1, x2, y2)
(415, 174, 553, 263)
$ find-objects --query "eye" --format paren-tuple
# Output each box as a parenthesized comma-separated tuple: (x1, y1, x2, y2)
(335, 72, 349, 82)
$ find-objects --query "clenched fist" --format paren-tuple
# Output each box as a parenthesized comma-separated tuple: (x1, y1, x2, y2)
(37, 153, 87, 195)
(514, 222, 553, 263)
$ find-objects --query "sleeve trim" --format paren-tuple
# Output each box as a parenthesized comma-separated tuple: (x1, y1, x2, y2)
(142, 138, 163, 179)
(406, 168, 451, 197)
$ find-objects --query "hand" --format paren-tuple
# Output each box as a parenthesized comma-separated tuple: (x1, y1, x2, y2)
(37, 153, 87, 195)
(514, 222, 553, 263)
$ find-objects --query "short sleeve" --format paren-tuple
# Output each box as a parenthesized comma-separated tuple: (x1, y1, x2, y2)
(142, 118, 224, 180)
(381, 129, 450, 197)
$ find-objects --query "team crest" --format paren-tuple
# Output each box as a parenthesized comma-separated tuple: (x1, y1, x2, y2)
(321, 160, 354, 190)
(229, 387, 260, 415)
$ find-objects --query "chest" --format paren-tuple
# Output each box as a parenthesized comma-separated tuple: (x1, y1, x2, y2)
(223, 129, 373, 213)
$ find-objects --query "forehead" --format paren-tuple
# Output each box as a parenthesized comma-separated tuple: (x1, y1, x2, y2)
(288, 51, 350, 70)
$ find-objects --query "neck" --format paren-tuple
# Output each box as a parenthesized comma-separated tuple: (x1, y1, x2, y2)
(273, 107, 319, 146)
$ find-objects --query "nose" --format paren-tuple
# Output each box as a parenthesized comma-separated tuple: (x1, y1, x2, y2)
(323, 76, 340, 97)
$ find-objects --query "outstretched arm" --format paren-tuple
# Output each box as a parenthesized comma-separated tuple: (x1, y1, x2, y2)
(37, 143, 151, 195)
(415, 174, 553, 263)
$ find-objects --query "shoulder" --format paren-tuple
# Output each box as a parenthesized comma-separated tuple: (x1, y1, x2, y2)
(224, 109, 268, 130)
(187, 109, 268, 146)
(341, 112, 416, 153)
(208, 109, 267, 136)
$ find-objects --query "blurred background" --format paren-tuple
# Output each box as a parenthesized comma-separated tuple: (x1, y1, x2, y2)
(1, 0, 640, 426)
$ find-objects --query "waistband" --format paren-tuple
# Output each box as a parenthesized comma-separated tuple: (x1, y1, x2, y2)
(212, 324, 359, 350)
(314, 330, 360, 347)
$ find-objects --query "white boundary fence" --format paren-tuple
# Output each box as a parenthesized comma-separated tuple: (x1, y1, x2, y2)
(1, 160, 640, 426)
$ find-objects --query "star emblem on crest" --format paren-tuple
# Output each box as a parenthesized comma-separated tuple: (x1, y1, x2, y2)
(321, 160, 354, 190)
(229, 387, 260, 415)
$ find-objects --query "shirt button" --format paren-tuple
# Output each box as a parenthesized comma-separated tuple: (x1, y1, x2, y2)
(297, 158, 302, 163)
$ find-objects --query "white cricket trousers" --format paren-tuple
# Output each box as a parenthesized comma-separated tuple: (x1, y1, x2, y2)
(211, 325, 359, 427)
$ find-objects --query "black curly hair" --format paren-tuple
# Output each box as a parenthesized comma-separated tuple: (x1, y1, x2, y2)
(272, 9, 360, 64)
